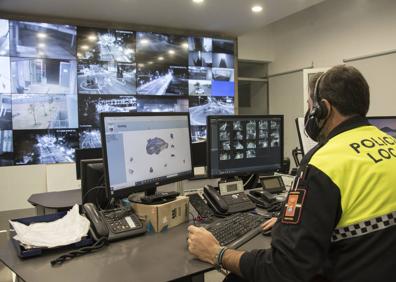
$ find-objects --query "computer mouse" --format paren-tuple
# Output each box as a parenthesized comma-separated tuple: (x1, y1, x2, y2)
(262, 229, 272, 236)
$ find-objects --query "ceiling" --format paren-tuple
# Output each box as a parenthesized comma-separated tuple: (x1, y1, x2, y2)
(0, 0, 325, 36)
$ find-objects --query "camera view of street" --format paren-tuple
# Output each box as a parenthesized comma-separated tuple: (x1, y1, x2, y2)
(79, 128, 101, 148)
(189, 96, 234, 126)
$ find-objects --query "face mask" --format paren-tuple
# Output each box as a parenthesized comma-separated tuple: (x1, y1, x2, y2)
(304, 109, 323, 142)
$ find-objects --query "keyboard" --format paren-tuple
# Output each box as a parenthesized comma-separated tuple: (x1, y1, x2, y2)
(188, 193, 215, 218)
(205, 213, 268, 248)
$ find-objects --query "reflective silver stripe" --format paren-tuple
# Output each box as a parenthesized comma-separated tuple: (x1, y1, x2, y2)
(331, 211, 396, 242)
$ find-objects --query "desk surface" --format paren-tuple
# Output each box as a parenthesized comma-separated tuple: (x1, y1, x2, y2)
(27, 189, 82, 209)
(0, 222, 271, 282)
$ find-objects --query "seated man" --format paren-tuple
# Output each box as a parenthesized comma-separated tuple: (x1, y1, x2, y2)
(188, 65, 396, 282)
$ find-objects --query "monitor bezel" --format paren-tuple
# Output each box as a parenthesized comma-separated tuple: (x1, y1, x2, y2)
(100, 112, 194, 200)
(206, 114, 284, 179)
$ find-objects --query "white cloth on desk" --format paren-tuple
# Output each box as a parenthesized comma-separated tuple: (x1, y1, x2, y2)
(9, 204, 90, 248)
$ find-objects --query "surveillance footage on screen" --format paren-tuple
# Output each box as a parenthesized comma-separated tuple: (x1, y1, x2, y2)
(9, 21, 77, 60)
(0, 57, 11, 94)
(78, 94, 137, 127)
(212, 53, 234, 69)
(0, 20, 10, 56)
(0, 130, 13, 166)
(188, 79, 212, 96)
(79, 128, 102, 149)
(13, 129, 79, 164)
(0, 95, 12, 130)
(190, 125, 207, 142)
(10, 58, 77, 95)
(77, 60, 136, 95)
(212, 68, 234, 81)
(136, 64, 188, 96)
(136, 32, 188, 66)
(188, 66, 212, 80)
(189, 96, 234, 126)
(136, 96, 188, 112)
(77, 27, 135, 63)
(12, 94, 78, 129)
(188, 52, 212, 68)
(188, 37, 212, 52)
(212, 39, 234, 55)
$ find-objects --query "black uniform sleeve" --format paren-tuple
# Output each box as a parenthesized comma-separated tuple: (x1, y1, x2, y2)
(239, 165, 342, 282)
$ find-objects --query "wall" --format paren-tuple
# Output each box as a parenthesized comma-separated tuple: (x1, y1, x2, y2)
(238, 0, 396, 167)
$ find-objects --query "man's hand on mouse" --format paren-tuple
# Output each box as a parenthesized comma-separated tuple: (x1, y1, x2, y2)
(261, 217, 277, 231)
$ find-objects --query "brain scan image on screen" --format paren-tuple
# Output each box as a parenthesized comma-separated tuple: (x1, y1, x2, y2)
(0, 95, 11, 130)
(9, 21, 76, 60)
(77, 28, 135, 62)
(188, 79, 211, 96)
(189, 96, 234, 126)
(13, 129, 79, 165)
(12, 94, 78, 130)
(10, 58, 77, 95)
(188, 37, 212, 52)
(79, 128, 101, 149)
(78, 61, 136, 95)
(0, 20, 9, 56)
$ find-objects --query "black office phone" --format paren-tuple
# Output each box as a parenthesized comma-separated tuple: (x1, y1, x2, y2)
(83, 203, 146, 241)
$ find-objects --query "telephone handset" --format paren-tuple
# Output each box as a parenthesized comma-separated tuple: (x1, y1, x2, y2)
(203, 185, 256, 215)
(203, 185, 228, 214)
(83, 203, 146, 242)
(83, 203, 109, 240)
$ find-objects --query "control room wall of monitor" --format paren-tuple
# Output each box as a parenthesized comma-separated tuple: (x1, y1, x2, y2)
(0, 17, 236, 167)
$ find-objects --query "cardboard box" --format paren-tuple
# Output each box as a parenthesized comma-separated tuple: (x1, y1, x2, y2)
(132, 196, 189, 233)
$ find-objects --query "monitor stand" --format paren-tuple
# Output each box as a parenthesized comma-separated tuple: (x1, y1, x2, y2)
(128, 187, 180, 205)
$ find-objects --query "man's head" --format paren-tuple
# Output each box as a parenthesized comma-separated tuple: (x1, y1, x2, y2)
(305, 65, 370, 141)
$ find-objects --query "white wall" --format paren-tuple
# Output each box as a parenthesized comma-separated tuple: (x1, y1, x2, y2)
(238, 0, 396, 167)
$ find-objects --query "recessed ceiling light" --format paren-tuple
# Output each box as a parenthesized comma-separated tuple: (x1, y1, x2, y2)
(252, 5, 263, 13)
(193, 0, 204, 3)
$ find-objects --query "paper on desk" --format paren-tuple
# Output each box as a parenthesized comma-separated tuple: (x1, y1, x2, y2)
(9, 204, 90, 248)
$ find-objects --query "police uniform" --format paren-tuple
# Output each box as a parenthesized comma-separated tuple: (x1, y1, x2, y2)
(239, 116, 396, 282)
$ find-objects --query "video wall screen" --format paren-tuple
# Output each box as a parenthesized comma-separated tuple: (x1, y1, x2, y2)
(0, 18, 236, 166)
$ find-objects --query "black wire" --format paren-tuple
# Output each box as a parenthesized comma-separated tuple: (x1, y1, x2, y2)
(50, 237, 108, 266)
(82, 186, 105, 204)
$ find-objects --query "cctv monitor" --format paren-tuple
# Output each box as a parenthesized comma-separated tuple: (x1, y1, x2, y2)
(368, 116, 396, 138)
(207, 115, 283, 178)
(100, 112, 193, 200)
(75, 148, 102, 179)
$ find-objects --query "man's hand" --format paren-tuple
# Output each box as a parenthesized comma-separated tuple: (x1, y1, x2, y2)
(187, 225, 221, 265)
(261, 217, 277, 231)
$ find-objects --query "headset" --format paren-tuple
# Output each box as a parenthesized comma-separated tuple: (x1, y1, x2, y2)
(309, 71, 329, 121)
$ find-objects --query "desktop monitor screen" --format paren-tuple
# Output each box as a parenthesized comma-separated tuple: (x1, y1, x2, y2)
(368, 116, 396, 138)
(100, 112, 193, 199)
(207, 115, 283, 178)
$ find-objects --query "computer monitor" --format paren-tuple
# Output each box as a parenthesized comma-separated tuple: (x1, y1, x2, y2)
(368, 116, 396, 138)
(207, 115, 284, 178)
(80, 158, 107, 208)
(75, 148, 102, 180)
(100, 112, 193, 200)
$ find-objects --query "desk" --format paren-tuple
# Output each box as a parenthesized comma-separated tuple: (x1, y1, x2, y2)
(0, 222, 271, 282)
(28, 190, 82, 215)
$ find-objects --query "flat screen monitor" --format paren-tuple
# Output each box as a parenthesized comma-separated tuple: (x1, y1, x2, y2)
(75, 148, 102, 179)
(100, 112, 193, 200)
(207, 115, 283, 178)
(368, 116, 396, 138)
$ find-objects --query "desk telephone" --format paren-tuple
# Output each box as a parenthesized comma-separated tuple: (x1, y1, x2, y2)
(83, 203, 146, 241)
(202, 185, 256, 215)
(247, 190, 283, 212)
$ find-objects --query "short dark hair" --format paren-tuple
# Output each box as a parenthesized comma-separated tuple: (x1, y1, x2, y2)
(309, 65, 370, 117)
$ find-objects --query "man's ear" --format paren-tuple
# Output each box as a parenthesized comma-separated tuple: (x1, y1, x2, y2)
(321, 99, 332, 119)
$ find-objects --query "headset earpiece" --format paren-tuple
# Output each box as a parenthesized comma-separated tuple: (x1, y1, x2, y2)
(310, 72, 328, 120)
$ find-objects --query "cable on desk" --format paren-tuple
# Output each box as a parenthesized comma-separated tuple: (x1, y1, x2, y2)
(50, 237, 108, 266)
